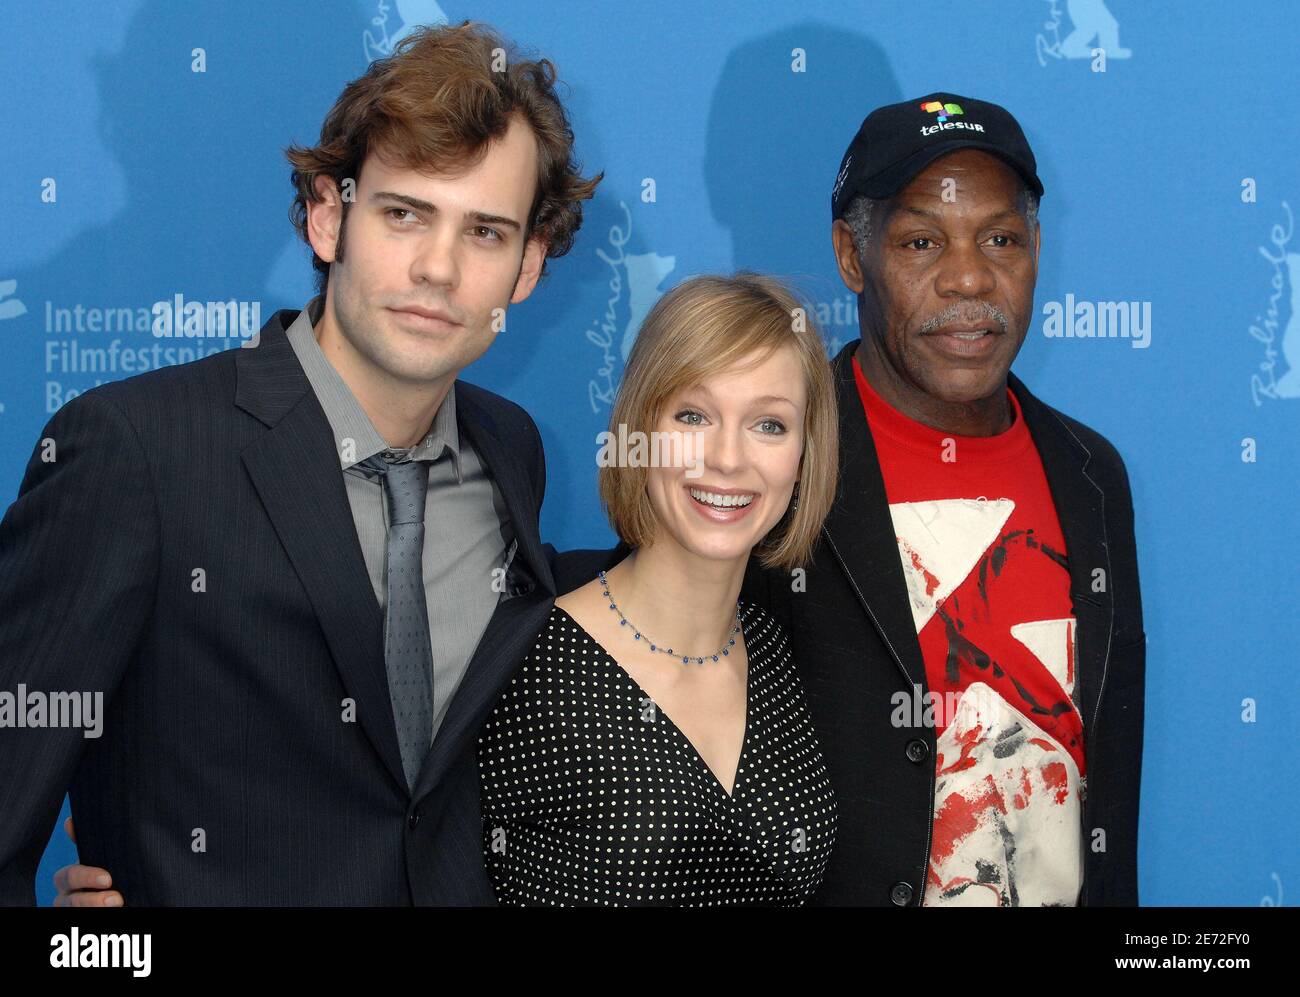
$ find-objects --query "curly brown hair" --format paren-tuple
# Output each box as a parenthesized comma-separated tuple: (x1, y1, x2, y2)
(286, 20, 602, 294)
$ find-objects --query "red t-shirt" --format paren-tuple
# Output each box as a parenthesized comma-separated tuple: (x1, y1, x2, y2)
(853, 354, 1085, 906)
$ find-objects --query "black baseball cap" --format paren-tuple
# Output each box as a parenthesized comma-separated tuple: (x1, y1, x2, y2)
(831, 92, 1044, 219)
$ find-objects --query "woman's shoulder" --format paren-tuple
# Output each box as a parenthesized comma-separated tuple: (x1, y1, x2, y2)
(524, 599, 602, 665)
(481, 602, 609, 746)
(739, 596, 792, 663)
(549, 573, 613, 642)
(509, 583, 628, 692)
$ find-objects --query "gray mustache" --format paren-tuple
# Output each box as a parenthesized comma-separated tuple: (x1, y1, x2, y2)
(917, 301, 1009, 335)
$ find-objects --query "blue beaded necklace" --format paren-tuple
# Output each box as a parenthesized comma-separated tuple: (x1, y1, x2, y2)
(599, 569, 741, 665)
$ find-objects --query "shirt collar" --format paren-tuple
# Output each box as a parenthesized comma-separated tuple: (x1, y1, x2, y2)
(285, 296, 462, 482)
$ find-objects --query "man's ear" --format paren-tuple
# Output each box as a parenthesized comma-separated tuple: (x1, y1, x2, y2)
(510, 235, 548, 304)
(306, 175, 345, 265)
(831, 219, 865, 295)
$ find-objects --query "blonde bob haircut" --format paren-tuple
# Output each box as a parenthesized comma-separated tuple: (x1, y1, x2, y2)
(598, 272, 838, 571)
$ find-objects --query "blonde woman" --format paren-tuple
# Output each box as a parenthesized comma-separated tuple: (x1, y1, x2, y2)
(478, 273, 840, 905)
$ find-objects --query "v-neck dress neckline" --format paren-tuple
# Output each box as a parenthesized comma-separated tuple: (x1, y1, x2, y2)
(478, 598, 838, 906)
(551, 603, 752, 802)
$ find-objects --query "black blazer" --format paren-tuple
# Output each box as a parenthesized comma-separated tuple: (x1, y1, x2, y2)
(564, 341, 1147, 907)
(0, 307, 555, 905)
(752, 341, 1146, 906)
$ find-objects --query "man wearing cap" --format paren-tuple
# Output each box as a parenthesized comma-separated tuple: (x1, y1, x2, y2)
(742, 93, 1145, 906)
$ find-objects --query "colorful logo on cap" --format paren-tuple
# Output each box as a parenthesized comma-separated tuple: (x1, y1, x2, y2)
(920, 100, 963, 123)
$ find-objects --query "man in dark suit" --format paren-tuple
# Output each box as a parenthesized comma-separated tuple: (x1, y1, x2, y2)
(0, 22, 599, 905)
(741, 94, 1145, 906)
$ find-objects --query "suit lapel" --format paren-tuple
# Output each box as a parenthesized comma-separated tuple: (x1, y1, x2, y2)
(1007, 371, 1114, 751)
(236, 311, 408, 795)
(411, 384, 555, 804)
(453, 384, 553, 597)
(820, 342, 929, 691)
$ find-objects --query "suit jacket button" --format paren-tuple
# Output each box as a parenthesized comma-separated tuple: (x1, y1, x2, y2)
(905, 738, 929, 763)
(408, 809, 422, 830)
(890, 881, 914, 906)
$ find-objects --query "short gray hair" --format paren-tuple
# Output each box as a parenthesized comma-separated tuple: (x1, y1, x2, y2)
(843, 194, 885, 268)
(1018, 186, 1040, 231)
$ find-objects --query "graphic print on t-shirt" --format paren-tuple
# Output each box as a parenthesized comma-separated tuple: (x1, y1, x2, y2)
(892, 497, 1083, 906)
(853, 355, 1086, 907)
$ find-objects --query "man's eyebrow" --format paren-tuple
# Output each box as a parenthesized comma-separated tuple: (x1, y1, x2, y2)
(370, 190, 435, 213)
(468, 210, 522, 232)
(369, 191, 522, 232)
(896, 204, 943, 221)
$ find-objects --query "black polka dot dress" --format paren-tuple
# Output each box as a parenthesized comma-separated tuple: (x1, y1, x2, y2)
(477, 599, 837, 906)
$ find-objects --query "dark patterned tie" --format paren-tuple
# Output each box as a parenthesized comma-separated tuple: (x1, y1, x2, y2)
(358, 452, 434, 792)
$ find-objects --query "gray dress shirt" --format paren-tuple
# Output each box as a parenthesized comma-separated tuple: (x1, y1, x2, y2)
(285, 297, 515, 743)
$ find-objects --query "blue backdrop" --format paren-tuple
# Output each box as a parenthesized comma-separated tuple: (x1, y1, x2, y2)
(1, 0, 1296, 906)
